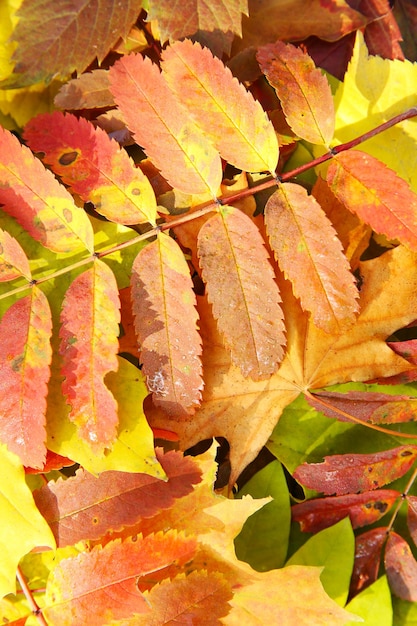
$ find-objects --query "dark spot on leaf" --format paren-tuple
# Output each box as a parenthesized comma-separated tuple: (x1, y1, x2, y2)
(373, 501, 388, 513)
(401, 450, 413, 456)
(365, 502, 372, 509)
(368, 466, 373, 472)
(92, 517, 99, 524)
(131, 535, 137, 542)
(131, 188, 141, 196)
(59, 151, 78, 166)
(11, 354, 24, 372)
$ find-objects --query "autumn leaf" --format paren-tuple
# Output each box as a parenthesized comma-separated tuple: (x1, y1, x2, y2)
(131, 233, 203, 417)
(257, 41, 335, 146)
(360, 0, 404, 59)
(198, 206, 286, 379)
(384, 532, 417, 601)
(350, 528, 387, 596)
(265, 182, 359, 333)
(294, 446, 417, 496)
(54, 69, 113, 110)
(0, 288, 52, 467)
(60, 259, 120, 449)
(0, 443, 55, 598)
(147, 244, 417, 484)
(408, 496, 417, 547)
(0, 227, 31, 281)
(162, 40, 279, 174)
(109, 53, 222, 196)
(2, 0, 143, 88)
(327, 150, 417, 250)
(24, 111, 157, 226)
(0, 126, 94, 253)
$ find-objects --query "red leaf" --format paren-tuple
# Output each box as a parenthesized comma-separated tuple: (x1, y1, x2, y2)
(292, 490, 400, 533)
(25, 451, 75, 474)
(0, 228, 31, 281)
(294, 446, 417, 496)
(350, 528, 387, 596)
(0, 288, 52, 467)
(327, 151, 417, 250)
(359, 0, 404, 60)
(131, 233, 203, 417)
(33, 449, 201, 547)
(407, 496, 417, 547)
(109, 53, 222, 196)
(60, 260, 120, 448)
(24, 112, 157, 226)
(385, 532, 417, 601)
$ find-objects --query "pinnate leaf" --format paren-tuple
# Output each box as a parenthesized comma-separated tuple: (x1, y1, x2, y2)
(385, 532, 417, 601)
(34, 449, 201, 547)
(327, 150, 417, 250)
(162, 40, 279, 174)
(24, 112, 157, 226)
(198, 206, 286, 379)
(350, 528, 387, 596)
(131, 233, 203, 417)
(294, 446, 417, 496)
(265, 183, 358, 333)
(60, 259, 120, 448)
(292, 490, 400, 533)
(0, 126, 94, 253)
(109, 53, 222, 196)
(0, 228, 31, 281)
(4, 0, 143, 88)
(44, 532, 197, 625)
(257, 41, 335, 145)
(0, 288, 52, 467)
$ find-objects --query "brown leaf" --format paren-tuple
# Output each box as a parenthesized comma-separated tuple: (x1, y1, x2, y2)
(54, 69, 113, 110)
(407, 496, 417, 547)
(385, 532, 417, 601)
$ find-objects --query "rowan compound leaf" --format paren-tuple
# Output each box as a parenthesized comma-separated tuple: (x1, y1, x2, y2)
(131, 233, 203, 416)
(33, 449, 201, 547)
(294, 446, 417, 496)
(327, 151, 417, 250)
(350, 528, 387, 596)
(147, 0, 248, 44)
(0, 288, 52, 467)
(54, 69, 113, 110)
(44, 532, 197, 625)
(109, 53, 222, 196)
(265, 183, 359, 333)
(0, 443, 55, 598)
(162, 40, 279, 174)
(385, 532, 417, 601)
(198, 206, 286, 379)
(0, 126, 94, 253)
(24, 112, 157, 226)
(60, 259, 120, 448)
(4, 0, 144, 88)
(0, 227, 31, 281)
(257, 41, 335, 146)
(292, 490, 400, 533)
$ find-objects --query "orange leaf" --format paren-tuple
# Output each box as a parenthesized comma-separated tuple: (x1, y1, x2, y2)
(162, 40, 279, 174)
(54, 69, 113, 110)
(0, 288, 52, 467)
(257, 41, 335, 146)
(24, 112, 157, 226)
(265, 183, 359, 333)
(131, 233, 203, 417)
(385, 532, 417, 601)
(109, 53, 222, 196)
(0, 127, 93, 253)
(60, 260, 120, 448)
(198, 206, 286, 379)
(327, 150, 417, 250)
(44, 532, 197, 625)
(0, 228, 31, 281)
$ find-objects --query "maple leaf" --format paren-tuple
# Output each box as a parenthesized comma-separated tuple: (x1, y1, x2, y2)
(147, 244, 417, 484)
(2, 0, 143, 88)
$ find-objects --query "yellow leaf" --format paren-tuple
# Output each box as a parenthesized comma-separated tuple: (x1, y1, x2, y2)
(0, 443, 55, 598)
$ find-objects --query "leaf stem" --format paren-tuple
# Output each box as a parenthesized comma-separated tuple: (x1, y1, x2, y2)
(16, 566, 48, 626)
(386, 464, 417, 533)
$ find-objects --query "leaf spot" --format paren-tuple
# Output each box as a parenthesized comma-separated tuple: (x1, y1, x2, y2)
(131, 188, 141, 196)
(59, 151, 79, 165)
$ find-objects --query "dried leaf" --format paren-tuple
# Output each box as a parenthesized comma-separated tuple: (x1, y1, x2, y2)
(131, 233, 203, 417)
(257, 41, 335, 145)
(24, 111, 157, 226)
(327, 151, 417, 250)
(0, 228, 31, 281)
(265, 183, 358, 333)
(294, 446, 417, 496)
(162, 40, 279, 174)
(54, 69, 113, 109)
(350, 528, 387, 596)
(4, 0, 143, 87)
(0, 288, 52, 467)
(292, 490, 400, 533)
(198, 206, 286, 379)
(0, 126, 94, 253)
(385, 532, 417, 601)
(109, 53, 222, 196)
(60, 259, 120, 448)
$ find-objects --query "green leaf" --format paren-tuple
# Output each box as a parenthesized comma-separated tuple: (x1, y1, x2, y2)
(345, 576, 392, 626)
(393, 596, 417, 625)
(234, 460, 291, 571)
(286, 517, 355, 606)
